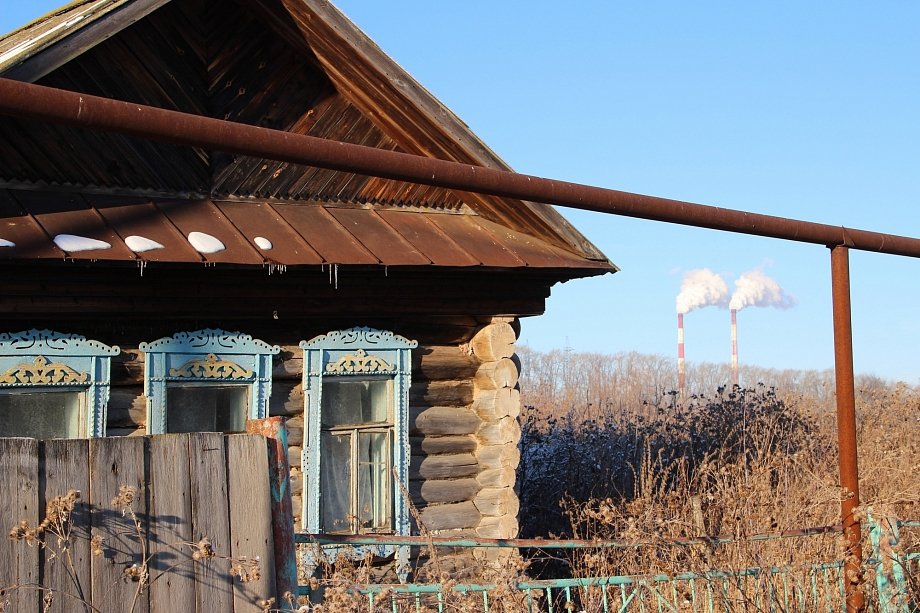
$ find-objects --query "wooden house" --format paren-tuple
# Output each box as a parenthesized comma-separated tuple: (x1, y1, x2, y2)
(0, 0, 615, 553)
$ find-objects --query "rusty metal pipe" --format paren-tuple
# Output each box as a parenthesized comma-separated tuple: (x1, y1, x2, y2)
(1, 77, 920, 258)
(831, 246, 863, 612)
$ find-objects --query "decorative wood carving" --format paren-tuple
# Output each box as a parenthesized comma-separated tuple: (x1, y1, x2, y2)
(168, 353, 253, 380)
(0, 355, 90, 385)
(325, 348, 394, 374)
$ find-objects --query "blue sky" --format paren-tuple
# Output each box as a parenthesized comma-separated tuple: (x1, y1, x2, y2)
(3, 2, 919, 383)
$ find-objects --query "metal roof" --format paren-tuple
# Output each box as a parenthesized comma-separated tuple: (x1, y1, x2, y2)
(0, 190, 614, 273)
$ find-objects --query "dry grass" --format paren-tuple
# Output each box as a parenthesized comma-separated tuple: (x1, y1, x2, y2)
(516, 347, 919, 609)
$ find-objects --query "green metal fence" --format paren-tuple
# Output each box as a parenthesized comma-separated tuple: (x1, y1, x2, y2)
(295, 514, 919, 612)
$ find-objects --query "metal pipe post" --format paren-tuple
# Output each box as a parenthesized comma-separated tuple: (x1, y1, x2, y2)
(830, 246, 864, 612)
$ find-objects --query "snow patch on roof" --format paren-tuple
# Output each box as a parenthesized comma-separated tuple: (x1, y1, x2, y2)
(188, 231, 225, 254)
(254, 236, 273, 250)
(125, 235, 165, 253)
(0, 238, 14, 248)
(53, 234, 112, 252)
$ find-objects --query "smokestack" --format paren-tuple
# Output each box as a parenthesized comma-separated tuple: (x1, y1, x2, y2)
(731, 308, 739, 387)
(675, 268, 728, 397)
(678, 312, 686, 395)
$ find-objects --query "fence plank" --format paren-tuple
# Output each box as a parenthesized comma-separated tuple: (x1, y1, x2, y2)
(0, 437, 40, 613)
(42, 438, 92, 613)
(148, 435, 195, 613)
(188, 432, 234, 613)
(227, 434, 276, 612)
(246, 417, 297, 608)
(89, 436, 148, 613)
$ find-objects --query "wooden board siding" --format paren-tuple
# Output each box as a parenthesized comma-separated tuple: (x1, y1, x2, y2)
(0, 434, 280, 612)
(43, 438, 92, 612)
(188, 433, 234, 612)
(0, 0, 467, 210)
(0, 438, 39, 613)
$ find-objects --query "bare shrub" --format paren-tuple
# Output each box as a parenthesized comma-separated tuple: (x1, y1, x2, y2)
(517, 346, 920, 606)
(518, 385, 822, 540)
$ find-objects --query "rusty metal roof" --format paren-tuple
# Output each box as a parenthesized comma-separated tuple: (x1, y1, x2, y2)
(0, 190, 615, 274)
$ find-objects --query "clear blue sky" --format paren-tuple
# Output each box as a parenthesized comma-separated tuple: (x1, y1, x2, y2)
(3, 1, 919, 383)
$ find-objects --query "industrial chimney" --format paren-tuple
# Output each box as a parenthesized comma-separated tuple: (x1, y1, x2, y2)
(677, 312, 686, 395)
(730, 308, 739, 387)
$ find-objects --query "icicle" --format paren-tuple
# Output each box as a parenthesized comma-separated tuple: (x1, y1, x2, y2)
(334, 263, 338, 289)
(137, 259, 146, 277)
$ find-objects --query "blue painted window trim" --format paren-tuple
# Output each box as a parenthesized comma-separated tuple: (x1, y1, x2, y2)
(0, 329, 119, 438)
(139, 329, 280, 435)
(299, 327, 416, 575)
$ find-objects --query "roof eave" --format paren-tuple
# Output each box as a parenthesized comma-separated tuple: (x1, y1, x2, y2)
(0, 0, 170, 82)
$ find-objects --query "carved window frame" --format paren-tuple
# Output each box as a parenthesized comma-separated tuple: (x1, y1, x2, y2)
(140, 329, 280, 435)
(0, 329, 119, 438)
(299, 327, 416, 574)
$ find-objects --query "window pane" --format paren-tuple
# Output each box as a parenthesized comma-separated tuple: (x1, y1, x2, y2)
(166, 385, 247, 433)
(357, 431, 391, 532)
(321, 379, 390, 427)
(321, 432, 352, 533)
(0, 391, 82, 439)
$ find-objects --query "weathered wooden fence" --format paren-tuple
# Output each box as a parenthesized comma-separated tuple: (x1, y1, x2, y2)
(0, 433, 280, 613)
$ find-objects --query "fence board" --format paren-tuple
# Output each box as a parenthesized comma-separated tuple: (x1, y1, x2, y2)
(0, 434, 279, 613)
(227, 434, 276, 613)
(149, 434, 195, 612)
(89, 436, 149, 613)
(188, 432, 234, 613)
(42, 438, 93, 613)
(0, 437, 40, 613)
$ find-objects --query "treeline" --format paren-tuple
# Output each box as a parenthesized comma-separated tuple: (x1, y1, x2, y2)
(514, 346, 920, 542)
(516, 345, 910, 423)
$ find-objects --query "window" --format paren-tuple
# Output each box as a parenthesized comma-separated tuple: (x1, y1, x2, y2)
(140, 329, 279, 434)
(0, 330, 119, 438)
(300, 327, 416, 570)
(320, 378, 394, 533)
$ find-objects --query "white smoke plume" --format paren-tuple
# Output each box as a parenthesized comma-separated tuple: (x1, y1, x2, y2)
(676, 268, 729, 314)
(729, 270, 796, 311)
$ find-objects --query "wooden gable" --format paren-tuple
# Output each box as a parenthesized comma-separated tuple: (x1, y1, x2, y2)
(0, 0, 614, 273)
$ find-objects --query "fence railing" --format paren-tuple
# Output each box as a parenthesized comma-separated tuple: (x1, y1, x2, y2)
(296, 514, 919, 612)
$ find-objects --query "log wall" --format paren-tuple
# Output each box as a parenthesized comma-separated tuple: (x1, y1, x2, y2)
(96, 315, 522, 539)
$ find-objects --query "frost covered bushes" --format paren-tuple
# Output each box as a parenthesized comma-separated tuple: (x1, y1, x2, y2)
(517, 386, 820, 539)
